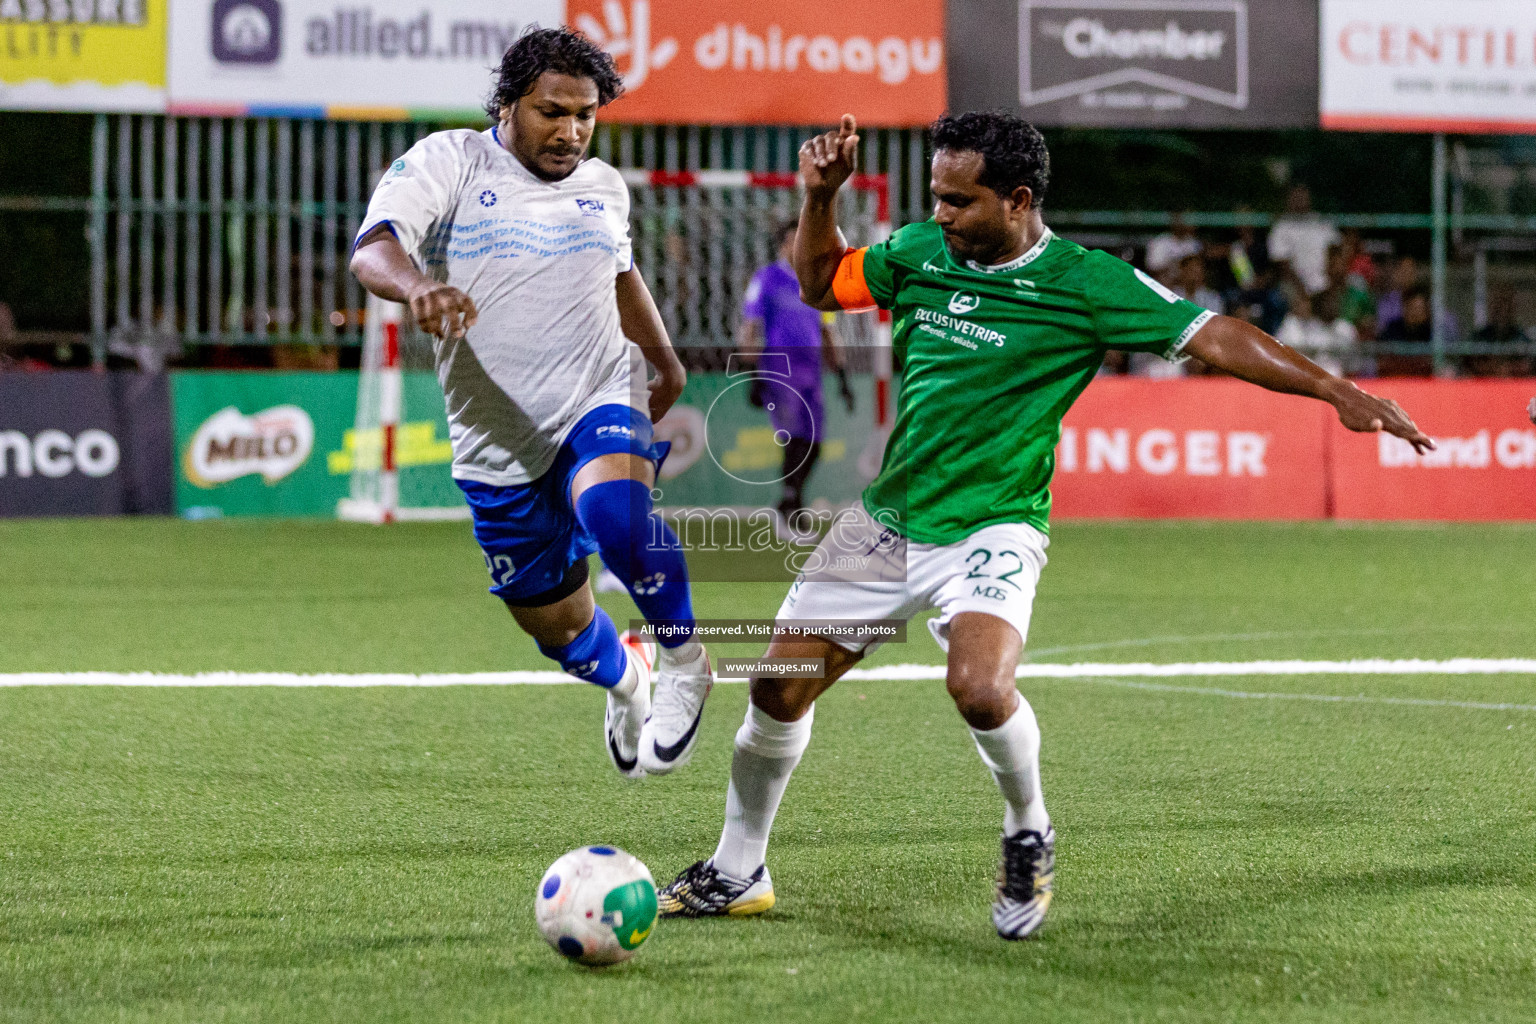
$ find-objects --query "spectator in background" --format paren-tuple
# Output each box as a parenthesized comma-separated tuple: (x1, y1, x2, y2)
(1218, 217, 1289, 336)
(1277, 290, 1358, 377)
(1376, 255, 1459, 343)
(1267, 184, 1340, 298)
(1378, 285, 1436, 377)
(1469, 289, 1533, 377)
(1375, 255, 1418, 328)
(1316, 244, 1377, 341)
(1130, 254, 1224, 379)
(1144, 211, 1201, 283)
(1173, 252, 1224, 315)
(1342, 228, 1378, 291)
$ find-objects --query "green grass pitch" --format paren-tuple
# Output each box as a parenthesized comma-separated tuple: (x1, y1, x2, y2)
(1, 518, 1534, 1022)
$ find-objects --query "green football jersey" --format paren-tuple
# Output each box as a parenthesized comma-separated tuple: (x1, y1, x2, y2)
(842, 220, 1213, 543)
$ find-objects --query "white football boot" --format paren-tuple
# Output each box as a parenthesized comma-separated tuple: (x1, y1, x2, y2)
(605, 631, 655, 778)
(657, 859, 775, 917)
(638, 641, 713, 775)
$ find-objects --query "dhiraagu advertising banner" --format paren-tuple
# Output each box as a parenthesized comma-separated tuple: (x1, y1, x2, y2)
(172, 371, 459, 517)
(0, 0, 167, 111)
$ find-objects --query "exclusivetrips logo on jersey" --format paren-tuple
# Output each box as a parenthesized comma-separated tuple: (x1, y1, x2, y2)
(948, 291, 980, 314)
(184, 405, 315, 488)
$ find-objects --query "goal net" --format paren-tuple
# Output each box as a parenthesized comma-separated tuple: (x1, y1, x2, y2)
(621, 170, 893, 509)
(341, 171, 891, 523)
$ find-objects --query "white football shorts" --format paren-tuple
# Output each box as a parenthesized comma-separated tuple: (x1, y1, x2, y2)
(775, 504, 1049, 654)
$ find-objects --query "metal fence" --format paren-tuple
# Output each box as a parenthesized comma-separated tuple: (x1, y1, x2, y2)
(4, 113, 1532, 371)
(80, 114, 932, 359)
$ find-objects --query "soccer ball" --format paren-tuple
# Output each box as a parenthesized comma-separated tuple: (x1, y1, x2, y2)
(535, 846, 658, 966)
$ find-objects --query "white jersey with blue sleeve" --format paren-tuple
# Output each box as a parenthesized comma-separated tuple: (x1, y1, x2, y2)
(356, 127, 645, 485)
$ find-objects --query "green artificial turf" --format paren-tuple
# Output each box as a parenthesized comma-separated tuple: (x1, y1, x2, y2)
(1, 519, 1534, 1022)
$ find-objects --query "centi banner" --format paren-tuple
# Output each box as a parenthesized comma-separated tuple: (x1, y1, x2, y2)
(1322, 0, 1536, 134)
(570, 0, 945, 126)
(168, 0, 560, 118)
(950, 0, 1317, 129)
(172, 371, 460, 517)
(0, 0, 166, 112)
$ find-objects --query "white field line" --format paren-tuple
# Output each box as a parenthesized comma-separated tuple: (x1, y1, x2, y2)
(1, 657, 1532, 693)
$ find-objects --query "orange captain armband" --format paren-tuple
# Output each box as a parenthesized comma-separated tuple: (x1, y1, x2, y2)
(831, 247, 878, 312)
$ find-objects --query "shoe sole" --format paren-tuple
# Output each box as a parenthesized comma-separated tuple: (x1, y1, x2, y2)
(656, 889, 776, 918)
(994, 891, 1051, 940)
(726, 891, 776, 916)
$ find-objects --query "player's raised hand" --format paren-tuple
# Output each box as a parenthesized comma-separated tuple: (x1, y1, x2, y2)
(406, 281, 479, 339)
(800, 115, 860, 201)
(1331, 382, 1435, 454)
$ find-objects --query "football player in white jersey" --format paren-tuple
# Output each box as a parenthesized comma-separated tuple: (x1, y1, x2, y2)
(350, 28, 712, 777)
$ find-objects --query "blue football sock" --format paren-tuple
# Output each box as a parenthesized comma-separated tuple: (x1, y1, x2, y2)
(536, 607, 628, 688)
(575, 478, 696, 648)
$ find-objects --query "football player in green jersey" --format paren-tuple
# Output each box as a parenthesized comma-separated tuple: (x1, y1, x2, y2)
(657, 112, 1436, 938)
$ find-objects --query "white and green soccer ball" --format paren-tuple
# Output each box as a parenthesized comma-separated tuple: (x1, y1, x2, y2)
(536, 846, 658, 966)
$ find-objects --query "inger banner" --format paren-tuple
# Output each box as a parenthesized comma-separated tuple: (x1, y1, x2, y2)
(1051, 377, 1330, 520)
(1049, 377, 1536, 521)
(1322, 0, 1536, 133)
(0, 0, 166, 112)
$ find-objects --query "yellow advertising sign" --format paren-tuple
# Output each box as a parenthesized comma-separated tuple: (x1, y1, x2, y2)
(0, 0, 165, 111)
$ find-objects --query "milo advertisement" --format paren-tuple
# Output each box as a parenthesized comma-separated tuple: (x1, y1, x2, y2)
(171, 371, 460, 517)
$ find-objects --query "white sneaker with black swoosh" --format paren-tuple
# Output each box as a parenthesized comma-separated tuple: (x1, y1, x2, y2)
(638, 641, 712, 775)
(606, 631, 655, 779)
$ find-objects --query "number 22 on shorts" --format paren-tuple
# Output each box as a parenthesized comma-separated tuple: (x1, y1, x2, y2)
(484, 553, 517, 587)
(964, 547, 1027, 591)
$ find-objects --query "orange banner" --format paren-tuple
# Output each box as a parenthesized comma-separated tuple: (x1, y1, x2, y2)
(1052, 378, 1331, 520)
(568, 0, 946, 126)
(1329, 380, 1536, 521)
(1049, 377, 1536, 521)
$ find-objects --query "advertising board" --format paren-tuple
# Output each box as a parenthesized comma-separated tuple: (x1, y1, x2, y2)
(1321, 0, 1536, 133)
(0, 0, 166, 112)
(950, 0, 1318, 128)
(0, 372, 173, 517)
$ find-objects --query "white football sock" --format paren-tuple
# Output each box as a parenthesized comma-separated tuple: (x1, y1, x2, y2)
(657, 638, 705, 672)
(970, 695, 1050, 837)
(609, 649, 641, 700)
(711, 701, 814, 880)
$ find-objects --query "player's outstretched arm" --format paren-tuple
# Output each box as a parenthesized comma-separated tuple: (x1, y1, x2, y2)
(794, 115, 860, 312)
(1183, 315, 1436, 454)
(351, 225, 478, 339)
(616, 267, 687, 423)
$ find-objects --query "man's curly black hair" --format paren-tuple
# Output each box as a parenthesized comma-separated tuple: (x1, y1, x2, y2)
(930, 112, 1050, 208)
(484, 26, 624, 118)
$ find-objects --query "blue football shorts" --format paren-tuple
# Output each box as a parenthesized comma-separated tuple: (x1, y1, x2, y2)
(457, 404, 667, 607)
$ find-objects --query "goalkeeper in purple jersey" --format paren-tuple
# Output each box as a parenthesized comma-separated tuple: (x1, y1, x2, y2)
(657, 111, 1435, 938)
(738, 221, 853, 525)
